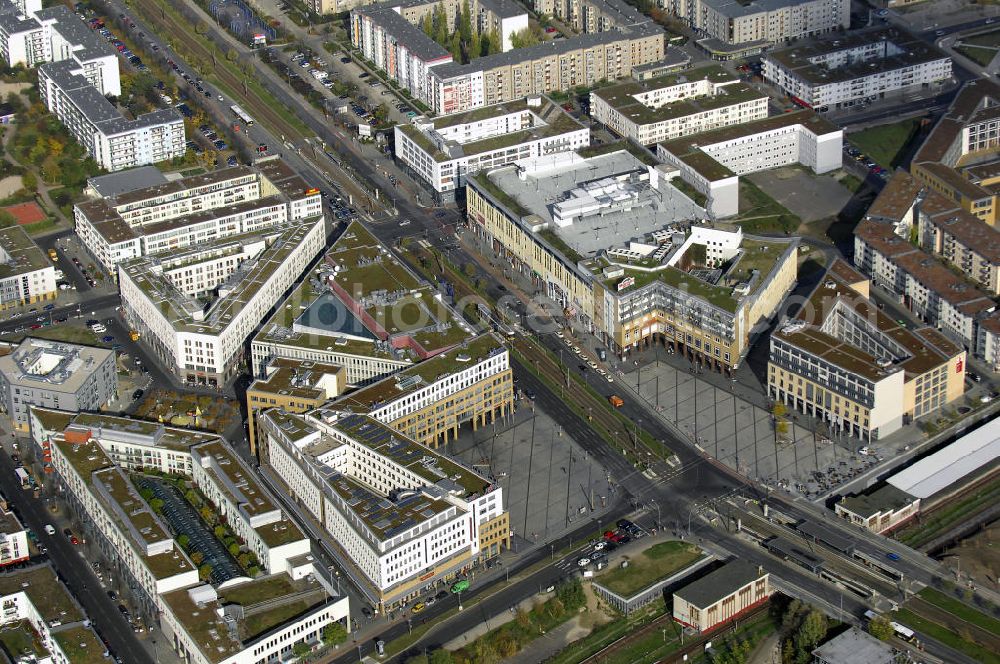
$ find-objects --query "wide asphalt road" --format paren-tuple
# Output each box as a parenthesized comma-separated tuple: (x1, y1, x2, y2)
(0, 452, 153, 664)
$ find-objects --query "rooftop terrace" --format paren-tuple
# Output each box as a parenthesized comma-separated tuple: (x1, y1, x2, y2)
(0, 565, 82, 624)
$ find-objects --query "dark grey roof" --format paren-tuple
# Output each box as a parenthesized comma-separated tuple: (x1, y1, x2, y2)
(432, 24, 663, 79)
(633, 46, 691, 72)
(673, 560, 765, 609)
(795, 520, 854, 554)
(477, 0, 523, 18)
(837, 484, 916, 519)
(0, 10, 38, 34)
(41, 60, 182, 136)
(34, 5, 111, 63)
(355, 5, 450, 62)
(87, 167, 169, 198)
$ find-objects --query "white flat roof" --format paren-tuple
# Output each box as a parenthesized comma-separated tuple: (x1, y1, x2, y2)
(888, 418, 1000, 499)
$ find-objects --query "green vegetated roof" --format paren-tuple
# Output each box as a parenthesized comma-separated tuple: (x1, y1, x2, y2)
(471, 171, 533, 218)
(0, 566, 82, 624)
(577, 141, 659, 166)
(605, 264, 739, 312)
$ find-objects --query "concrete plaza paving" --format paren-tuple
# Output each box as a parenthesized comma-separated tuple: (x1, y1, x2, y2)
(445, 402, 614, 545)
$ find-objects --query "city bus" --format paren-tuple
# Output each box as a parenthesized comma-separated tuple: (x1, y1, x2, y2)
(230, 104, 255, 126)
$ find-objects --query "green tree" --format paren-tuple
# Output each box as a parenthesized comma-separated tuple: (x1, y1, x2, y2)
(421, 11, 433, 37)
(177, 534, 190, 549)
(190, 551, 204, 566)
(556, 578, 585, 611)
(450, 31, 462, 61)
(793, 609, 828, 662)
(484, 29, 501, 54)
(22, 170, 36, 192)
(867, 614, 894, 641)
(198, 563, 213, 581)
(0, 210, 16, 229)
(405, 656, 429, 664)
(459, 0, 472, 42)
(214, 525, 226, 538)
(292, 641, 311, 657)
(469, 32, 481, 60)
(322, 621, 348, 645)
(139, 487, 155, 501)
(432, 3, 448, 46)
(226, 48, 238, 62)
(462, 262, 476, 277)
(150, 498, 165, 513)
(428, 651, 453, 664)
(228, 542, 241, 556)
(510, 25, 542, 49)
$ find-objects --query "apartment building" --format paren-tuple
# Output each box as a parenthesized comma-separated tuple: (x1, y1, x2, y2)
(590, 65, 768, 145)
(656, 110, 842, 217)
(251, 220, 474, 385)
(768, 260, 965, 441)
(534, 0, 645, 35)
(352, 0, 663, 114)
(911, 79, 1000, 225)
(335, 332, 513, 447)
(49, 431, 200, 617)
(0, 0, 120, 95)
(854, 172, 1000, 371)
(38, 60, 183, 172)
(467, 149, 798, 370)
(247, 358, 346, 458)
(672, 561, 771, 633)
(0, 338, 117, 432)
(119, 218, 325, 386)
(0, 225, 57, 311)
(40, 412, 349, 664)
(663, 0, 850, 47)
(394, 95, 588, 201)
(0, 493, 28, 567)
(259, 408, 509, 609)
(0, 563, 109, 664)
(74, 158, 322, 273)
(763, 27, 951, 109)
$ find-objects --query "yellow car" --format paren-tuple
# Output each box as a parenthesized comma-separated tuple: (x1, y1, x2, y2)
(411, 602, 426, 614)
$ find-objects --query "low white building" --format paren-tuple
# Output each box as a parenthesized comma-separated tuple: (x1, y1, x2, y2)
(664, 0, 850, 47)
(656, 110, 842, 217)
(590, 65, 768, 145)
(763, 27, 951, 110)
(0, 492, 28, 567)
(74, 158, 321, 273)
(0, 225, 57, 311)
(119, 217, 325, 386)
(394, 95, 588, 201)
(0, 563, 109, 664)
(38, 59, 183, 172)
(259, 409, 509, 609)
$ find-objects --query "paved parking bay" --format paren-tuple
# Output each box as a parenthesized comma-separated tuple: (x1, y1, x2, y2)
(747, 167, 854, 223)
(135, 477, 242, 583)
(445, 403, 614, 545)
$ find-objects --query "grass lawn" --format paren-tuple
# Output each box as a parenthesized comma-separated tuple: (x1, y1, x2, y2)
(917, 587, 1000, 636)
(0, 325, 111, 348)
(848, 119, 921, 169)
(595, 541, 703, 597)
(728, 179, 800, 234)
(956, 44, 997, 67)
(0, 624, 43, 659)
(961, 29, 1000, 49)
(893, 607, 1000, 664)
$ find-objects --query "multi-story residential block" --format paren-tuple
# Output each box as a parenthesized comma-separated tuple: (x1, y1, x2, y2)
(656, 110, 842, 218)
(352, 0, 663, 114)
(119, 217, 325, 386)
(467, 148, 799, 371)
(534, 0, 644, 35)
(0, 338, 117, 432)
(0, 493, 28, 567)
(258, 408, 509, 609)
(0, 563, 109, 663)
(763, 27, 951, 110)
(662, 0, 850, 47)
(247, 358, 346, 458)
(49, 430, 200, 617)
(914, 182, 1000, 294)
(74, 158, 321, 273)
(38, 59, 183, 172)
(854, 172, 1000, 371)
(0, 0, 120, 95)
(394, 95, 589, 201)
(590, 65, 768, 146)
(672, 561, 771, 633)
(768, 260, 966, 441)
(911, 79, 1000, 226)
(0, 225, 57, 310)
(40, 411, 349, 664)
(251, 220, 474, 385)
(335, 332, 513, 447)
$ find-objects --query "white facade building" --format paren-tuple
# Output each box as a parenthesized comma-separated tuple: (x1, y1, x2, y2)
(119, 217, 325, 386)
(763, 27, 951, 109)
(38, 60, 183, 172)
(656, 110, 842, 217)
(395, 95, 588, 200)
(259, 409, 508, 609)
(590, 65, 769, 145)
(0, 493, 28, 567)
(74, 159, 321, 273)
(664, 0, 850, 46)
(0, 225, 57, 311)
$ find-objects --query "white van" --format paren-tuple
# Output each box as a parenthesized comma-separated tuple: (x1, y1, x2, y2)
(44, 524, 55, 535)
(91, 324, 107, 334)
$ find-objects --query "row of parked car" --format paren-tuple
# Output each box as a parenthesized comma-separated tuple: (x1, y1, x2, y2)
(845, 145, 890, 179)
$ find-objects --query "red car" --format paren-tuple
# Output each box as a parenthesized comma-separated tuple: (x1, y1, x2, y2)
(30, 324, 41, 330)
(545, 26, 557, 33)
(70, 536, 79, 545)
(603, 530, 624, 543)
